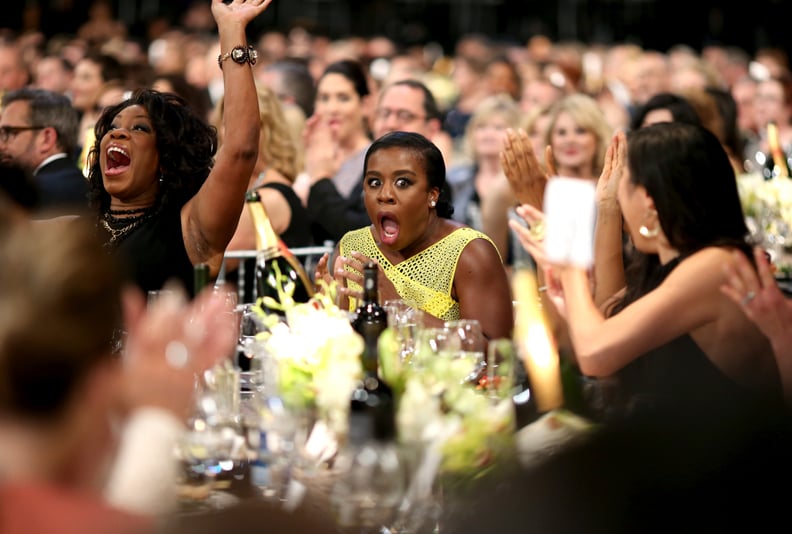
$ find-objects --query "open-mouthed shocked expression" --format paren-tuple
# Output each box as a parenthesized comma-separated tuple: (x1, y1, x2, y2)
(363, 146, 438, 251)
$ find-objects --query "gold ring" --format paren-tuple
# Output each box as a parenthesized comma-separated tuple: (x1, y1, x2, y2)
(528, 220, 545, 241)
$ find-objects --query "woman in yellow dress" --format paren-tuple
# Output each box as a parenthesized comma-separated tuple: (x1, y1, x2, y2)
(317, 131, 514, 341)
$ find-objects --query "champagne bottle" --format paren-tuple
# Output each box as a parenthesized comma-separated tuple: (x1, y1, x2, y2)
(246, 190, 313, 312)
(766, 121, 791, 179)
(511, 266, 563, 413)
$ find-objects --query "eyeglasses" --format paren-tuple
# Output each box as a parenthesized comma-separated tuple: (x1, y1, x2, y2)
(0, 125, 44, 143)
(374, 108, 425, 123)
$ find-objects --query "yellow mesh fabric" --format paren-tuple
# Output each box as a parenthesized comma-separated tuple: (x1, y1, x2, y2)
(339, 227, 496, 321)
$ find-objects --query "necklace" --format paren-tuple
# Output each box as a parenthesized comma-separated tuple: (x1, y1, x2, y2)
(101, 206, 157, 247)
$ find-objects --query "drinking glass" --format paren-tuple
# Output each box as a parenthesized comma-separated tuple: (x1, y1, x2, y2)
(441, 319, 486, 385)
(384, 299, 425, 363)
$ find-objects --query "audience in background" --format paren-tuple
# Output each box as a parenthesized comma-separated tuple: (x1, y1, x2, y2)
(302, 59, 373, 244)
(447, 93, 522, 261)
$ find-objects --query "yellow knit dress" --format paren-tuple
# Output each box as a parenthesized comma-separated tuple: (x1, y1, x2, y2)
(339, 226, 497, 320)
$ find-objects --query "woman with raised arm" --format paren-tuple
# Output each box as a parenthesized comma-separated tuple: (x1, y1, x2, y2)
(85, 0, 273, 296)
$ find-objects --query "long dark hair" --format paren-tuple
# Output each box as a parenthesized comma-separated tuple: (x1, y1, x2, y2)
(629, 92, 702, 131)
(318, 59, 370, 99)
(612, 122, 751, 313)
(364, 131, 454, 218)
(87, 88, 217, 213)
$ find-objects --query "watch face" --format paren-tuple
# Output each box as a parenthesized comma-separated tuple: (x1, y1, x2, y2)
(231, 47, 247, 63)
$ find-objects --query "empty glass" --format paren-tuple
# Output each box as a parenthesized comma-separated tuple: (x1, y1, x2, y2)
(441, 319, 486, 385)
(384, 299, 425, 363)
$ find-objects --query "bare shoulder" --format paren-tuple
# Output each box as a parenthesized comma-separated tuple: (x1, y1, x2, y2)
(456, 228, 504, 273)
(661, 247, 742, 299)
(671, 247, 740, 280)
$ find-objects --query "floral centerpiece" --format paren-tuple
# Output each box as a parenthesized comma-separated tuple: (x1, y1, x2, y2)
(737, 173, 792, 271)
(253, 281, 364, 437)
(379, 330, 516, 489)
(253, 276, 514, 492)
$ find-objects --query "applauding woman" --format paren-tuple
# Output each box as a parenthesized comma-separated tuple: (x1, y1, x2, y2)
(517, 122, 783, 418)
(319, 131, 513, 341)
(85, 0, 273, 296)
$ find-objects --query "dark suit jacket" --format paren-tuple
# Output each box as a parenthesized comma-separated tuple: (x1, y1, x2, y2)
(34, 155, 91, 217)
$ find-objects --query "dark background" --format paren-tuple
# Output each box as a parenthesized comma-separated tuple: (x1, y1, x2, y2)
(9, 0, 792, 56)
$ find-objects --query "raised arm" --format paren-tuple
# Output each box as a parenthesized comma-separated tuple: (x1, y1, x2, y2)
(183, 0, 273, 265)
(592, 132, 626, 307)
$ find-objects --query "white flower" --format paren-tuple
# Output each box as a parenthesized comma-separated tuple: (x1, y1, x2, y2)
(257, 295, 364, 428)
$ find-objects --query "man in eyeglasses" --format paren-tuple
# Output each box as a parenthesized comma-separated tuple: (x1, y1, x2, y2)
(305, 78, 449, 242)
(0, 88, 89, 218)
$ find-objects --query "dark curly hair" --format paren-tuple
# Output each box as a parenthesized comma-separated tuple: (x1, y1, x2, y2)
(87, 88, 217, 213)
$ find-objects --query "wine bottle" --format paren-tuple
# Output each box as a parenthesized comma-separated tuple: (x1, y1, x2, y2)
(333, 264, 402, 528)
(246, 190, 313, 312)
(193, 262, 210, 299)
(349, 262, 397, 487)
(352, 262, 389, 377)
(766, 121, 791, 179)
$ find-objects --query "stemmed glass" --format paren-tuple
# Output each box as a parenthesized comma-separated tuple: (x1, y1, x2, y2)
(440, 319, 487, 385)
(384, 299, 426, 363)
(176, 368, 245, 511)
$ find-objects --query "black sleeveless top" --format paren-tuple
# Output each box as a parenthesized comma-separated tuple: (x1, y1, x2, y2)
(257, 182, 313, 249)
(103, 200, 196, 297)
(599, 256, 783, 421)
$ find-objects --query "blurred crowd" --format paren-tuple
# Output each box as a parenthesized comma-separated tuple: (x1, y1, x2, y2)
(2, 1, 792, 533)
(3, 0, 791, 256)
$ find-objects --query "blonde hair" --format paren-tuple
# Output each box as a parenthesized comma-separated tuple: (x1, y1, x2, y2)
(544, 93, 614, 176)
(210, 84, 300, 182)
(462, 93, 523, 159)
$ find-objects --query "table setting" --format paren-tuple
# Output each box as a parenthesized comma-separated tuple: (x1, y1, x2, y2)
(171, 272, 596, 532)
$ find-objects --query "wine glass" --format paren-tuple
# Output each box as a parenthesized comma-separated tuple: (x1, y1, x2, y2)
(441, 319, 486, 385)
(384, 299, 425, 363)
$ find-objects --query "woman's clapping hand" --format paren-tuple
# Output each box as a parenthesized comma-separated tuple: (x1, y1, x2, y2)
(500, 128, 555, 209)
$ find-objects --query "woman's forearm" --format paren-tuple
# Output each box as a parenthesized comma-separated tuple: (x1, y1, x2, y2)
(592, 204, 624, 307)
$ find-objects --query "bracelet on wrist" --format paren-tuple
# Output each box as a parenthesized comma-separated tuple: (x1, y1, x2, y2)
(217, 45, 258, 69)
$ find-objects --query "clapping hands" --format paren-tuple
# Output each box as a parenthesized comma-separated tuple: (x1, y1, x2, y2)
(121, 284, 238, 420)
(500, 128, 556, 209)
